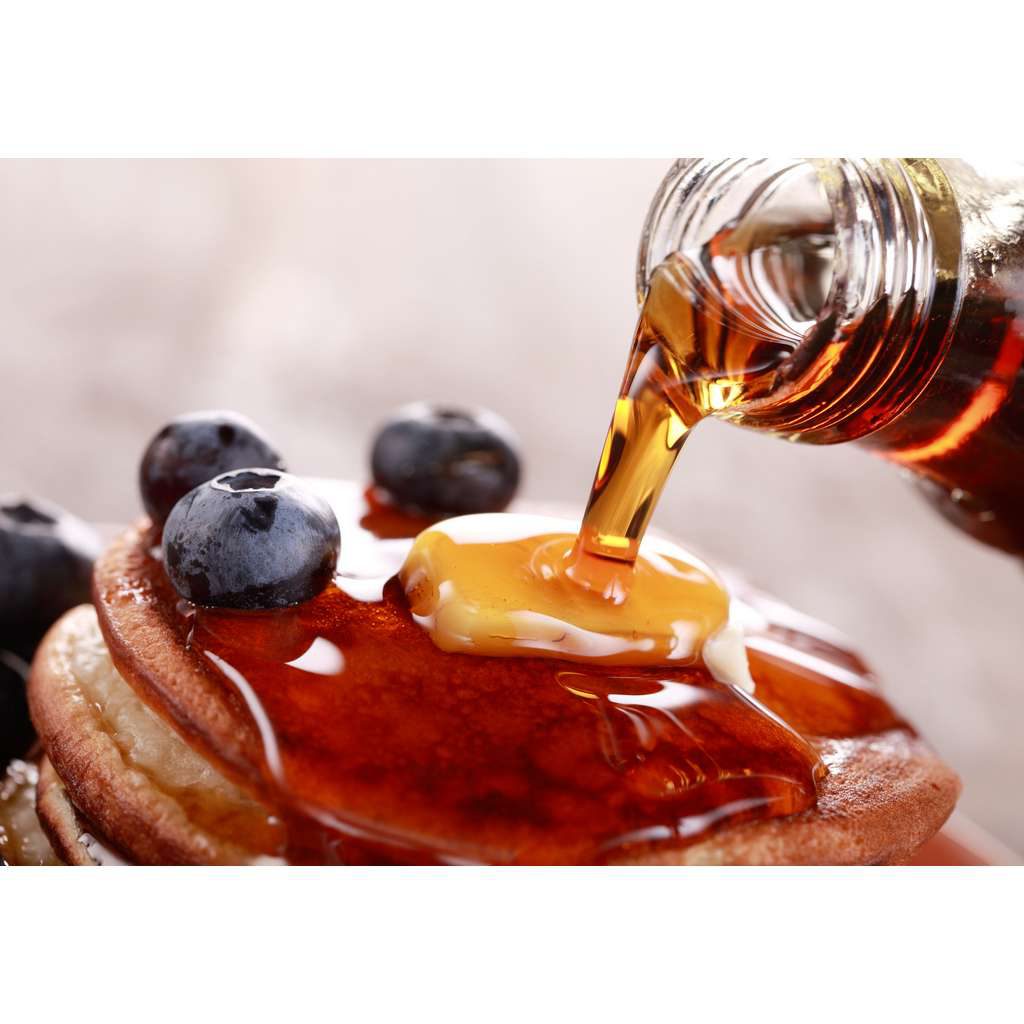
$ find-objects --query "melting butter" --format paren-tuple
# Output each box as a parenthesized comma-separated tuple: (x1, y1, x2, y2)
(399, 513, 754, 691)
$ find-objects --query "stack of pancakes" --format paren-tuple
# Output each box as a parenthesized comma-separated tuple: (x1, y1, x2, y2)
(18, 496, 960, 866)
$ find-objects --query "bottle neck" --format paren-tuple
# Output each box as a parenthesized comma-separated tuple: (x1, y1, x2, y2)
(638, 158, 964, 443)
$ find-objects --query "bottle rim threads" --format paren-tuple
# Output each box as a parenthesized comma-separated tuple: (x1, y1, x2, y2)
(637, 158, 964, 443)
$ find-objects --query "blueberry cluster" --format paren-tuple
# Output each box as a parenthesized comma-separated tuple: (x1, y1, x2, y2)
(0, 402, 522, 763)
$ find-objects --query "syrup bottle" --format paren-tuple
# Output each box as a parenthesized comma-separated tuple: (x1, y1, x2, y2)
(581, 158, 1024, 562)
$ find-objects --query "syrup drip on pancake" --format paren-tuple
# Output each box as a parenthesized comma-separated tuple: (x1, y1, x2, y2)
(94, 478, 908, 865)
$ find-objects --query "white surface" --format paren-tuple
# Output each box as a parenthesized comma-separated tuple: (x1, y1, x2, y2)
(0, 159, 1020, 852)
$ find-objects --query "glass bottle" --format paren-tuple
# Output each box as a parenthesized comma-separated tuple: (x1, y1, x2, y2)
(632, 158, 1024, 554)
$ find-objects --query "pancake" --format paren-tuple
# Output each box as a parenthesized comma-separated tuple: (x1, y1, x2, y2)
(23, 481, 959, 865)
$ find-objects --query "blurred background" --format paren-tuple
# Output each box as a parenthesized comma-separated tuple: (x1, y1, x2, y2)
(1, 159, 1020, 855)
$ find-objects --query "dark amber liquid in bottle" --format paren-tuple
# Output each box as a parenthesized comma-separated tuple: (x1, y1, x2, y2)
(868, 277, 1024, 553)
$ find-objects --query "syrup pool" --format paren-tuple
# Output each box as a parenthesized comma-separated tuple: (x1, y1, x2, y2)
(399, 513, 751, 689)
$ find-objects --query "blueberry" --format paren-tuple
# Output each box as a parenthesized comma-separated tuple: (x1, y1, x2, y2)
(370, 403, 521, 516)
(0, 651, 33, 763)
(163, 470, 340, 610)
(139, 411, 286, 530)
(0, 497, 101, 658)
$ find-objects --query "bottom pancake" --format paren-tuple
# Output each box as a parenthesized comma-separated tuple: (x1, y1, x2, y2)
(28, 605, 959, 865)
(35, 757, 111, 865)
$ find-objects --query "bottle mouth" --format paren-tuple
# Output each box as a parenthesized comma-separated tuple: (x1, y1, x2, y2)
(638, 159, 836, 361)
(637, 158, 959, 438)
